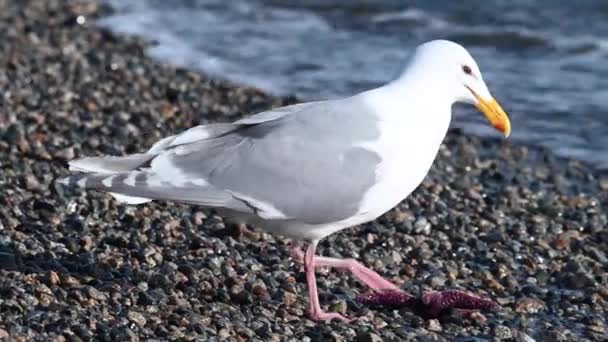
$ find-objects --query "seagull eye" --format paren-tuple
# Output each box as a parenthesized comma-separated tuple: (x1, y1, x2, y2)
(462, 65, 472, 75)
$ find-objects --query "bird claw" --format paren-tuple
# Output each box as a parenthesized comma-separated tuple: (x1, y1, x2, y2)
(356, 289, 497, 319)
(309, 311, 353, 322)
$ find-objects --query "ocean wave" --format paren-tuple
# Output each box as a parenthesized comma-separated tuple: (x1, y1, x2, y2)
(370, 8, 448, 29)
(370, 8, 608, 57)
(552, 35, 608, 56)
(442, 24, 608, 57)
(444, 26, 552, 50)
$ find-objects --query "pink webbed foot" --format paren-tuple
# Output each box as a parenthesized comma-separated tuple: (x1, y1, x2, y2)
(308, 310, 353, 322)
(299, 241, 359, 322)
(291, 242, 495, 320)
(357, 289, 497, 319)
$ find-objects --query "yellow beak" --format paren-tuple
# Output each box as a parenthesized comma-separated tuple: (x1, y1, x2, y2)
(467, 87, 511, 137)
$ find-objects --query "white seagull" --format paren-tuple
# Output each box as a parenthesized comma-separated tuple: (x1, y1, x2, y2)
(59, 40, 511, 321)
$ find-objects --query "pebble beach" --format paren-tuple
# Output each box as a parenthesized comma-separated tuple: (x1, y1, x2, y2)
(0, 1, 607, 341)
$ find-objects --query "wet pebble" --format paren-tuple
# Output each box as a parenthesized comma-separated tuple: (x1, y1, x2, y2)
(514, 297, 546, 314)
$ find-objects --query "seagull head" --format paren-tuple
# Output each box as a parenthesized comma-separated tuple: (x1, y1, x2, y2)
(408, 40, 511, 137)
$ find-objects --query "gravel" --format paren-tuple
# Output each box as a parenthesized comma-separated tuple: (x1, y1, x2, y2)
(0, 0, 607, 341)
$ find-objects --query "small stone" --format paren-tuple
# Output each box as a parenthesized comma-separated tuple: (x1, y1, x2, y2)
(587, 323, 606, 335)
(401, 264, 416, 278)
(429, 275, 446, 288)
(86, 286, 107, 301)
(38, 294, 53, 307)
(330, 300, 347, 314)
(24, 174, 41, 191)
(35, 284, 53, 295)
(468, 311, 487, 324)
(61, 275, 81, 287)
(55, 147, 75, 160)
(328, 332, 345, 342)
(599, 287, 608, 299)
(493, 325, 512, 340)
(585, 246, 608, 264)
(218, 328, 232, 339)
(193, 211, 206, 225)
(554, 230, 582, 250)
(514, 297, 545, 314)
(281, 291, 297, 306)
(161, 103, 176, 119)
(127, 310, 147, 327)
(518, 332, 536, 342)
(356, 332, 383, 342)
(414, 217, 431, 235)
(81, 236, 94, 251)
(47, 271, 61, 286)
(164, 219, 181, 231)
(426, 319, 442, 332)
(252, 283, 269, 301)
(390, 250, 403, 264)
(486, 278, 505, 292)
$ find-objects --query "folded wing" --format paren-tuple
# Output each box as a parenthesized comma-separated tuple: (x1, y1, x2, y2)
(59, 99, 381, 225)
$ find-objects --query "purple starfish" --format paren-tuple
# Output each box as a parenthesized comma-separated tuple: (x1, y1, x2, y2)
(356, 289, 497, 319)
(290, 243, 496, 320)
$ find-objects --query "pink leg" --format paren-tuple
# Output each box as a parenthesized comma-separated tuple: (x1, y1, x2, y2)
(303, 241, 351, 322)
(290, 244, 399, 291)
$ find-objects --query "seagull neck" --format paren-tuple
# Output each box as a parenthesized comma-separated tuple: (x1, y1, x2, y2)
(394, 69, 456, 106)
(360, 68, 455, 141)
(369, 72, 455, 114)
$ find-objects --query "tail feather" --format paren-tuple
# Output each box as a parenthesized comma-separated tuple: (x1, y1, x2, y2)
(58, 122, 249, 209)
(57, 170, 241, 209)
(108, 192, 153, 205)
(68, 153, 155, 174)
(57, 172, 156, 204)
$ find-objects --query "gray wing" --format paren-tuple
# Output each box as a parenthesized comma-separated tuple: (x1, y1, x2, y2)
(164, 98, 383, 224)
(61, 99, 382, 225)
(145, 102, 317, 153)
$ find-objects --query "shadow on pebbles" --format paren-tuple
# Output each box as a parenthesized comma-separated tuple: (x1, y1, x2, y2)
(0, 1, 607, 341)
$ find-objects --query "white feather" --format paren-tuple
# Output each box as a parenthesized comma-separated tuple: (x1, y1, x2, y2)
(110, 193, 152, 204)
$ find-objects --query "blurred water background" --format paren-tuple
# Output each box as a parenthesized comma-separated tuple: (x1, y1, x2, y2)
(99, 0, 608, 169)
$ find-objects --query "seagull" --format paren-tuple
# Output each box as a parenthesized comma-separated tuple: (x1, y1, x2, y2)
(58, 40, 511, 321)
